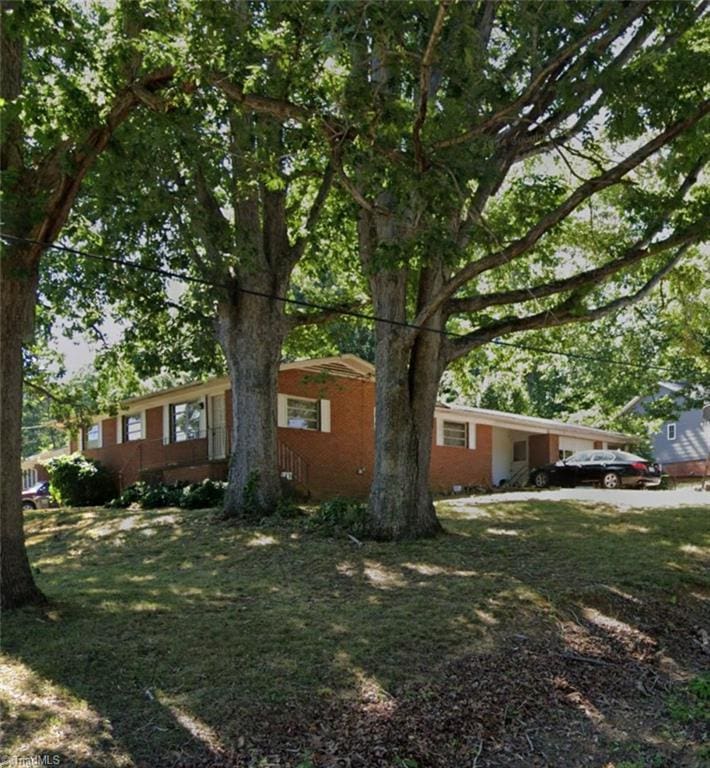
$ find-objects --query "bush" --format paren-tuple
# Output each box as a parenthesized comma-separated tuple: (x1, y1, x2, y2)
(105, 482, 149, 508)
(106, 479, 226, 510)
(43, 453, 117, 507)
(140, 483, 185, 509)
(179, 479, 225, 509)
(311, 497, 368, 536)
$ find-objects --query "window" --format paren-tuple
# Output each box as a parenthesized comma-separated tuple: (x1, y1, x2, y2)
(559, 449, 574, 460)
(443, 420, 467, 447)
(667, 423, 676, 441)
(287, 397, 319, 430)
(123, 414, 143, 442)
(513, 440, 527, 462)
(170, 401, 203, 442)
(591, 451, 615, 462)
(86, 424, 101, 449)
(22, 469, 38, 490)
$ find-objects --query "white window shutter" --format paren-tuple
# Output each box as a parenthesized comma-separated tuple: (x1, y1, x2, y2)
(78, 429, 84, 452)
(277, 394, 288, 428)
(116, 416, 123, 444)
(97, 422, 103, 449)
(435, 418, 444, 446)
(320, 399, 331, 433)
(140, 410, 146, 440)
(163, 405, 171, 445)
(468, 421, 476, 450)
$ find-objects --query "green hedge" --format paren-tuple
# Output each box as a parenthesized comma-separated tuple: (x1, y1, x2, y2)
(43, 453, 117, 507)
(107, 479, 226, 510)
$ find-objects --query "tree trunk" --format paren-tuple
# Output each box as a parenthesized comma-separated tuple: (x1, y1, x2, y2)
(0, 251, 46, 609)
(216, 290, 286, 517)
(364, 256, 446, 540)
(367, 333, 444, 540)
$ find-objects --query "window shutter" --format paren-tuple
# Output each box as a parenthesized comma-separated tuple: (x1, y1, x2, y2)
(277, 394, 288, 428)
(320, 399, 331, 433)
(199, 398, 207, 435)
(116, 416, 123, 445)
(163, 405, 171, 445)
(435, 418, 444, 446)
(78, 429, 84, 452)
(468, 421, 476, 450)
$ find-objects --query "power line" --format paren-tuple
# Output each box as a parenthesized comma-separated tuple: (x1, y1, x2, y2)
(2, 232, 682, 375)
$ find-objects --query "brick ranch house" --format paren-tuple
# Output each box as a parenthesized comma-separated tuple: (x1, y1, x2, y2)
(49, 354, 634, 499)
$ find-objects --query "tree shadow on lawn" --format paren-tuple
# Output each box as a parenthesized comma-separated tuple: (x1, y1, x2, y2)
(2, 501, 708, 767)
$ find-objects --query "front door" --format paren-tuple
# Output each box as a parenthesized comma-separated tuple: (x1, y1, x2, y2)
(209, 394, 227, 460)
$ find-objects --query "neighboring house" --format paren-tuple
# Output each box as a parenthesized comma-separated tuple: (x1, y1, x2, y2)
(69, 354, 635, 498)
(621, 381, 710, 478)
(21, 446, 68, 489)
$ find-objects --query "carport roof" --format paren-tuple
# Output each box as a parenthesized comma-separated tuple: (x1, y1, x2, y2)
(437, 403, 636, 443)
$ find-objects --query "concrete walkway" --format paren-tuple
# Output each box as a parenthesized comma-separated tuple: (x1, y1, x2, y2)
(444, 486, 710, 511)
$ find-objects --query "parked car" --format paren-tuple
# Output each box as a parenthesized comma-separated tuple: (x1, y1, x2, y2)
(21, 481, 54, 510)
(530, 450, 663, 489)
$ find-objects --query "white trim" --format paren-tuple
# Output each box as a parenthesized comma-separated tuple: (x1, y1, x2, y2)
(320, 399, 331, 433)
(163, 405, 170, 445)
(667, 423, 677, 441)
(468, 422, 476, 450)
(435, 404, 633, 444)
(277, 394, 288, 428)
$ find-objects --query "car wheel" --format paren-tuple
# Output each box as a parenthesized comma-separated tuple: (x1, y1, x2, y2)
(21, 500, 36, 510)
(601, 472, 621, 490)
(533, 471, 550, 489)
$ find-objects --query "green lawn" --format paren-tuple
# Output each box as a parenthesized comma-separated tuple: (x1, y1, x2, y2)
(2, 500, 708, 767)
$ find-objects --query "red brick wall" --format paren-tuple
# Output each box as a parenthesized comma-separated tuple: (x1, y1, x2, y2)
(72, 369, 522, 499)
(430, 424, 492, 493)
(529, 434, 558, 467)
(664, 460, 708, 477)
(277, 370, 375, 498)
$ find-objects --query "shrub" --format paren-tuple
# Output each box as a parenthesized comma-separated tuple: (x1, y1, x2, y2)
(180, 479, 225, 509)
(43, 453, 117, 507)
(105, 482, 150, 508)
(140, 483, 185, 509)
(106, 479, 225, 510)
(312, 497, 368, 536)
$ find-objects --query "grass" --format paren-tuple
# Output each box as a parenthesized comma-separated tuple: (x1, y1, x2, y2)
(1, 498, 708, 767)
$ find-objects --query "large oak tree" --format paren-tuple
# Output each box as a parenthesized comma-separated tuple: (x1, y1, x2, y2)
(0, 0, 179, 608)
(322, 0, 709, 538)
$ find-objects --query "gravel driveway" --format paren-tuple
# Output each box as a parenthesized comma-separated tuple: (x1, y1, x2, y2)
(445, 486, 710, 511)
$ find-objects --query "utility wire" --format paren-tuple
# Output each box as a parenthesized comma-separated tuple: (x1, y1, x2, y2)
(2, 233, 682, 375)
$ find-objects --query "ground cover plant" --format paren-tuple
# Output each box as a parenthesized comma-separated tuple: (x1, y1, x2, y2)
(1, 499, 708, 767)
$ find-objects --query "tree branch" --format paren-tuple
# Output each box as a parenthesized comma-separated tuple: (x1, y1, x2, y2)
(291, 160, 335, 262)
(444, 244, 691, 363)
(413, 100, 710, 329)
(413, 1, 450, 172)
(285, 301, 368, 329)
(447, 226, 705, 315)
(432, 5, 615, 151)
